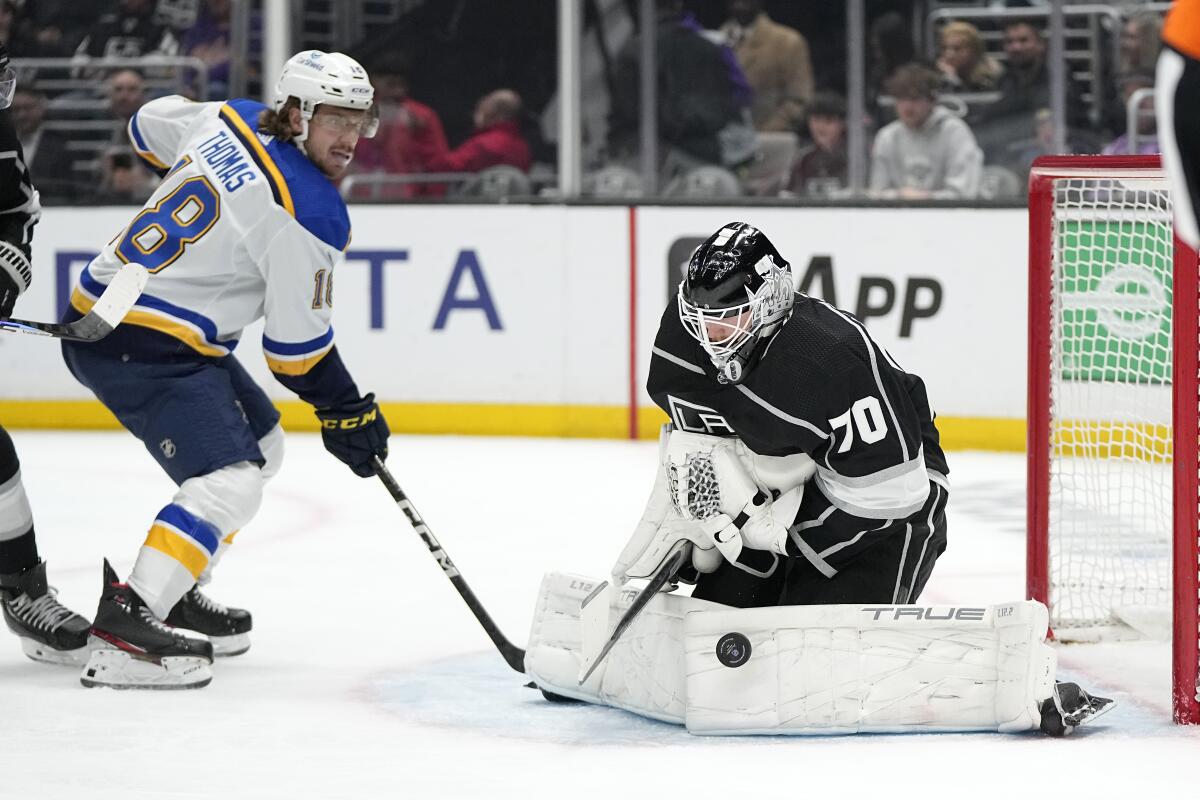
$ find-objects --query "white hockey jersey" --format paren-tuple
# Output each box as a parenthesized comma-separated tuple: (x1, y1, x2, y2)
(68, 96, 358, 403)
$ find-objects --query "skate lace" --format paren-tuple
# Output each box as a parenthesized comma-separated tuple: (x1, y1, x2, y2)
(7, 587, 75, 633)
(138, 605, 177, 636)
(191, 589, 228, 615)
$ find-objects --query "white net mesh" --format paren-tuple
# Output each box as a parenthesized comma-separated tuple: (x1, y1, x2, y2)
(1048, 176, 1176, 640)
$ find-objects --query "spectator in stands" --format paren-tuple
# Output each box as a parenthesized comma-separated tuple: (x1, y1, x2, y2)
(937, 21, 1003, 93)
(869, 64, 982, 200)
(1102, 71, 1158, 155)
(418, 89, 531, 177)
(9, 86, 73, 199)
(91, 147, 152, 204)
(720, 0, 813, 133)
(352, 55, 449, 199)
(181, 0, 233, 99)
(609, 0, 751, 174)
(107, 68, 146, 126)
(974, 18, 1089, 165)
(2, 0, 77, 57)
(1120, 9, 1164, 74)
(76, 0, 179, 59)
(788, 90, 847, 197)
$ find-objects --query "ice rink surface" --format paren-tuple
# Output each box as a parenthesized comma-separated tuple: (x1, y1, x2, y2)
(2, 431, 1197, 799)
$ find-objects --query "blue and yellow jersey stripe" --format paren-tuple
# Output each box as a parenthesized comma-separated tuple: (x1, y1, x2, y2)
(128, 112, 169, 172)
(70, 266, 237, 358)
(218, 101, 295, 217)
(143, 504, 221, 580)
(262, 329, 334, 375)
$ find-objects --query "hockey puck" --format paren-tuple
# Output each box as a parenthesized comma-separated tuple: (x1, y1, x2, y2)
(715, 632, 751, 668)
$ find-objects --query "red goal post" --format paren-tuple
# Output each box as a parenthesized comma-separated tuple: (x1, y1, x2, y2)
(1027, 154, 1200, 725)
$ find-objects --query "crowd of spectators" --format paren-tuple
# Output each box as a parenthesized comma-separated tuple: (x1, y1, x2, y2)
(0, 0, 1179, 204)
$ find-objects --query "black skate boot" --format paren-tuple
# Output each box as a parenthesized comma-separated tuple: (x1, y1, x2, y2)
(1038, 681, 1116, 736)
(0, 560, 91, 666)
(81, 559, 214, 690)
(165, 585, 252, 657)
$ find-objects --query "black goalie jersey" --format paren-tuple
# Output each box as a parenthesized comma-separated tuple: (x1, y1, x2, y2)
(0, 111, 38, 255)
(648, 291, 949, 576)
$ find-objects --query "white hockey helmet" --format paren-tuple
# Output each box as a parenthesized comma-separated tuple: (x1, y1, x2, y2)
(272, 50, 378, 146)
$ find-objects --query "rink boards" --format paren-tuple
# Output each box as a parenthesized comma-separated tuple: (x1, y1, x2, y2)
(0, 204, 1029, 448)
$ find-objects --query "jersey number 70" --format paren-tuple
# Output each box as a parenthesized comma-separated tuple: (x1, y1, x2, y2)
(115, 176, 221, 273)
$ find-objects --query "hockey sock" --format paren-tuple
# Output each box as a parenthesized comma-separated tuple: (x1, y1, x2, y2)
(0, 527, 38, 576)
(0, 425, 38, 574)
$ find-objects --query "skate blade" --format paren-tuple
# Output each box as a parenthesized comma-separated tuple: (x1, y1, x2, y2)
(19, 637, 90, 667)
(80, 647, 213, 690)
(211, 633, 251, 658)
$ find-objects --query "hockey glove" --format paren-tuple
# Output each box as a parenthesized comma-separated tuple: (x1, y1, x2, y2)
(316, 393, 390, 477)
(0, 239, 32, 318)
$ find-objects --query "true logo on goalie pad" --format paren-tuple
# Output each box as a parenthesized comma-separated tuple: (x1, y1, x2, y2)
(715, 632, 751, 668)
(667, 396, 736, 436)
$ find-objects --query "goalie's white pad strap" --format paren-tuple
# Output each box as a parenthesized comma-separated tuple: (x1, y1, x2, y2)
(526, 572, 1056, 736)
(684, 601, 1055, 735)
(526, 572, 722, 724)
(0, 238, 32, 295)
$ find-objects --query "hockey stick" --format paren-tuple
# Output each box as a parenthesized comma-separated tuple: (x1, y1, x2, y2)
(372, 456, 526, 674)
(577, 539, 690, 684)
(0, 263, 148, 342)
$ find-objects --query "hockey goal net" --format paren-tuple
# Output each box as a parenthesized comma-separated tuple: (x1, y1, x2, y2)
(1027, 155, 1200, 724)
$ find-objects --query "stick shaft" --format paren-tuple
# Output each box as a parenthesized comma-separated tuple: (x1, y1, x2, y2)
(372, 456, 526, 674)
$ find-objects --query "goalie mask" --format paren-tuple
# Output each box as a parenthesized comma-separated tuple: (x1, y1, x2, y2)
(678, 222, 794, 384)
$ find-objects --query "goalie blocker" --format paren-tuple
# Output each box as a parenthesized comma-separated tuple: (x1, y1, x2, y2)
(526, 572, 1113, 736)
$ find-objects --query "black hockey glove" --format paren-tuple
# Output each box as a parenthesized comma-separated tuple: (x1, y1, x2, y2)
(315, 393, 390, 477)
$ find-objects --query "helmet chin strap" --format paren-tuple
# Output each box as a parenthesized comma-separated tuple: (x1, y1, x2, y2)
(294, 117, 310, 155)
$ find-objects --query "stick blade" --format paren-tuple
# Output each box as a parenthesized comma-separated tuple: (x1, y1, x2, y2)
(90, 262, 149, 327)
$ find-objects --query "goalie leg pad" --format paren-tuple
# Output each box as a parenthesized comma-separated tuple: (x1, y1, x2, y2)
(525, 572, 722, 724)
(683, 601, 1056, 735)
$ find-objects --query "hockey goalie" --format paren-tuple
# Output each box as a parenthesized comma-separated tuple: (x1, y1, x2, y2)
(525, 222, 1112, 737)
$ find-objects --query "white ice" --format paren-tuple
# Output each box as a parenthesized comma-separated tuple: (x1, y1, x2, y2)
(2, 432, 1197, 799)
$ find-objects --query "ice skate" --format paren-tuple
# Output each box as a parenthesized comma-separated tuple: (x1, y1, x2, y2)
(1039, 682, 1115, 736)
(0, 560, 91, 666)
(81, 559, 213, 690)
(166, 585, 252, 657)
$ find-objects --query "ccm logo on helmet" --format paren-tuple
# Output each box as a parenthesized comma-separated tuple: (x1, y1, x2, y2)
(861, 607, 987, 621)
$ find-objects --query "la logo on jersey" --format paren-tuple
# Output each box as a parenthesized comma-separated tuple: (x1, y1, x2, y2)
(667, 396, 736, 435)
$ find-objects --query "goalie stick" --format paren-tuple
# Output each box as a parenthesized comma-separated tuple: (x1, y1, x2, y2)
(372, 456, 526, 674)
(578, 539, 690, 684)
(0, 262, 148, 342)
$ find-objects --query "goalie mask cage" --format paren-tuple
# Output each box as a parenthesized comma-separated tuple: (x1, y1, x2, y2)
(1027, 154, 1200, 725)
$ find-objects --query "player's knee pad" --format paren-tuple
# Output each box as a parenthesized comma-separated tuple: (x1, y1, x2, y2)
(258, 424, 284, 482)
(174, 461, 265, 536)
(0, 424, 19, 484)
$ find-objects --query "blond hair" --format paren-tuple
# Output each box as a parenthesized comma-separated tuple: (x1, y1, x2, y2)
(940, 21, 1003, 90)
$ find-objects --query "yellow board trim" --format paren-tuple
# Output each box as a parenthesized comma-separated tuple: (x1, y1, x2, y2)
(144, 525, 209, 579)
(0, 399, 1030, 450)
(71, 290, 227, 358)
(219, 104, 295, 217)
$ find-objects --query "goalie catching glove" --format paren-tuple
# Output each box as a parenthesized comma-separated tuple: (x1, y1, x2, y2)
(613, 427, 798, 584)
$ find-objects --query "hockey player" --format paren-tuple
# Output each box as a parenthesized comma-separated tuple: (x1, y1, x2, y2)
(0, 41, 92, 666)
(1157, 0, 1200, 249)
(526, 222, 1111, 736)
(60, 50, 391, 689)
